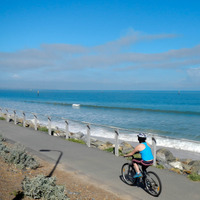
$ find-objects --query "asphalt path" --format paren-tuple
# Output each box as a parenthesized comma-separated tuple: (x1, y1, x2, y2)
(0, 120, 199, 200)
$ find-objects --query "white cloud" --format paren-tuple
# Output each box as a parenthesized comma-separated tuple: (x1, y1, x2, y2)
(187, 67, 200, 79)
(12, 74, 20, 79)
(94, 31, 176, 52)
(0, 31, 199, 74)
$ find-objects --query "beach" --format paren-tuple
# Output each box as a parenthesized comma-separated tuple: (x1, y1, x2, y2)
(0, 90, 200, 155)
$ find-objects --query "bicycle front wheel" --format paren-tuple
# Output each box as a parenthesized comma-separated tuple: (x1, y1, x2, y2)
(121, 163, 136, 185)
(145, 171, 162, 197)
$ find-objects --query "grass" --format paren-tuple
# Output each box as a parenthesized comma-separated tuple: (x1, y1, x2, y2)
(188, 173, 200, 181)
(0, 117, 5, 120)
(104, 147, 124, 156)
(133, 153, 141, 159)
(67, 138, 86, 145)
(38, 126, 48, 132)
(156, 164, 164, 169)
(104, 147, 114, 153)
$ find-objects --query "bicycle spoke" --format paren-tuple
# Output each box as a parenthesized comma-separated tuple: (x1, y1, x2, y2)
(145, 171, 162, 197)
(121, 163, 136, 185)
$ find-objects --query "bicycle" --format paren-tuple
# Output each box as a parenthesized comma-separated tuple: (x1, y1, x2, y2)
(121, 155, 162, 197)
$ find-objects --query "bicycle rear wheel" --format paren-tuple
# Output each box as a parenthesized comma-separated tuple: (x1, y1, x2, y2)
(144, 171, 162, 197)
(121, 163, 136, 185)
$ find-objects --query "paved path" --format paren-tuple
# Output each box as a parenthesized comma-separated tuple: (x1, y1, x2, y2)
(0, 120, 199, 200)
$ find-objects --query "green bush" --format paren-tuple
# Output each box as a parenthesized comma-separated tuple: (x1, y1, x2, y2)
(0, 136, 39, 170)
(188, 173, 200, 181)
(0, 135, 10, 156)
(0, 134, 5, 142)
(22, 175, 69, 200)
(5, 143, 39, 169)
(156, 164, 164, 169)
(104, 147, 123, 156)
(104, 147, 114, 153)
(0, 117, 5, 120)
(67, 138, 86, 145)
(38, 126, 49, 132)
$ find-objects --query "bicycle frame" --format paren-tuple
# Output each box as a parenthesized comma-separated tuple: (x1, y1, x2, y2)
(122, 156, 162, 197)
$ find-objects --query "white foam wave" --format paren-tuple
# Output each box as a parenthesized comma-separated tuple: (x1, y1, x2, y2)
(39, 119, 200, 153)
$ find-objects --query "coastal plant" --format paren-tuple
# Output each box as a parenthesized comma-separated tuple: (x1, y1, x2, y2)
(7, 143, 39, 169)
(104, 147, 123, 156)
(156, 164, 164, 169)
(67, 138, 86, 145)
(104, 147, 114, 153)
(0, 134, 5, 142)
(0, 117, 5, 120)
(1, 142, 39, 169)
(38, 126, 49, 132)
(22, 175, 69, 200)
(0, 135, 10, 156)
(188, 173, 200, 181)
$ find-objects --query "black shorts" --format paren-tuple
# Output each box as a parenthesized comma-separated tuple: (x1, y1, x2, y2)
(132, 158, 153, 166)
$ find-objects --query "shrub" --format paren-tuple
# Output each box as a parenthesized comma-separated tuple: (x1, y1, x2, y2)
(6, 143, 39, 169)
(104, 147, 114, 153)
(0, 135, 10, 156)
(0, 137, 39, 170)
(188, 173, 200, 181)
(0, 134, 5, 142)
(22, 175, 69, 200)
(156, 164, 164, 169)
(67, 138, 86, 145)
(38, 126, 49, 132)
(104, 147, 123, 156)
(0, 117, 5, 120)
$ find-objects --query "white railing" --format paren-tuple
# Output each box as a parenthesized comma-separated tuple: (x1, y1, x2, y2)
(0, 107, 157, 164)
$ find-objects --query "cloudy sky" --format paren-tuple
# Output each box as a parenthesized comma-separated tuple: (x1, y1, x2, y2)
(1, 0, 200, 90)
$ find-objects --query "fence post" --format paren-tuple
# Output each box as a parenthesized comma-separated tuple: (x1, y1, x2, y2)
(23, 112, 26, 127)
(115, 129, 119, 156)
(48, 117, 52, 135)
(34, 114, 37, 131)
(65, 120, 69, 139)
(152, 136, 156, 166)
(14, 110, 17, 124)
(6, 109, 9, 122)
(87, 124, 91, 147)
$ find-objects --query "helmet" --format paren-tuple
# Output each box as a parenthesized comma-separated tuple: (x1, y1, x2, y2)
(137, 133, 147, 138)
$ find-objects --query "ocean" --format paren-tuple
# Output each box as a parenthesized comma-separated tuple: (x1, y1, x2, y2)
(0, 89, 200, 153)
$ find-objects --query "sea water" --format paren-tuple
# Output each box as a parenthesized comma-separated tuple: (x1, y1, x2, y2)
(0, 90, 200, 153)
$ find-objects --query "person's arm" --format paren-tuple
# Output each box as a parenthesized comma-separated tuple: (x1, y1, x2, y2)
(124, 145, 140, 157)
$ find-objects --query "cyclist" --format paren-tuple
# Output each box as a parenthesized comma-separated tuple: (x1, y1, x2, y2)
(124, 133, 154, 178)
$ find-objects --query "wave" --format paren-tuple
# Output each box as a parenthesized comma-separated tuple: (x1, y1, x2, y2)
(35, 118, 200, 154)
(24, 100, 200, 116)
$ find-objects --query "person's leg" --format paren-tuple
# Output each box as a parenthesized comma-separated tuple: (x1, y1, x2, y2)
(132, 159, 142, 178)
(133, 162, 140, 173)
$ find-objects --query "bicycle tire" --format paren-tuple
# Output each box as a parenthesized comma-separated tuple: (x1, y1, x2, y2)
(121, 163, 136, 185)
(144, 171, 162, 197)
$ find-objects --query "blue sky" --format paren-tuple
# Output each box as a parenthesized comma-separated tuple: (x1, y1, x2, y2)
(0, 0, 200, 90)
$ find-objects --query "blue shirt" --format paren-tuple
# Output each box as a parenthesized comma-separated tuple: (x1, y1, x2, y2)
(140, 142, 154, 161)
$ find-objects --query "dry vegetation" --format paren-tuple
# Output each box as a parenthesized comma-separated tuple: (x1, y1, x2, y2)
(0, 142, 123, 200)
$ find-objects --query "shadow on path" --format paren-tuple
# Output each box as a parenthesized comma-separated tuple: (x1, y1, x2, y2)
(40, 149, 63, 177)
(119, 174, 147, 194)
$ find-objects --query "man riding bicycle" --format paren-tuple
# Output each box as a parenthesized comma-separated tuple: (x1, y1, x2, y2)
(124, 133, 154, 178)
